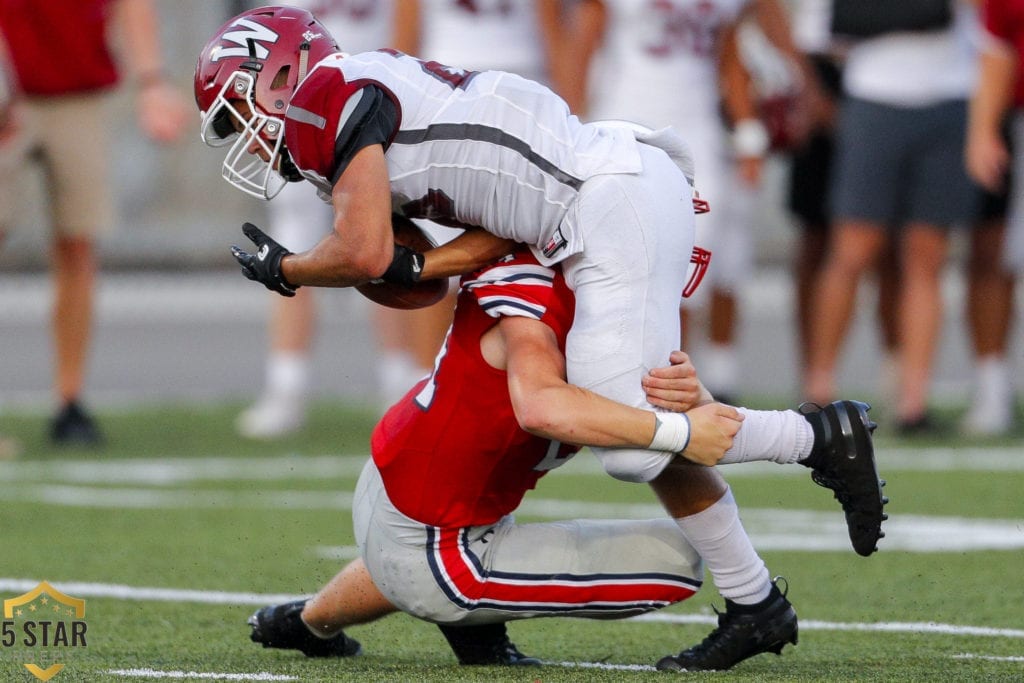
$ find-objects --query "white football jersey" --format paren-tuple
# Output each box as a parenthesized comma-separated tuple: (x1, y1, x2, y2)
(587, 0, 749, 126)
(417, 0, 549, 81)
(286, 50, 644, 264)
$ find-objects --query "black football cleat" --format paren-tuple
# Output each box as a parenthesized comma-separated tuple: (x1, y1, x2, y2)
(656, 579, 798, 672)
(248, 600, 361, 658)
(799, 400, 888, 557)
(50, 400, 103, 446)
(437, 622, 541, 666)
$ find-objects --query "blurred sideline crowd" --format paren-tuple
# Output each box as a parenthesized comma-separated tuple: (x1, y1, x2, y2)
(0, 0, 1020, 453)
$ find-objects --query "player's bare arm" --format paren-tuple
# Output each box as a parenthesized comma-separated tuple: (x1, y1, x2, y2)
(279, 144, 394, 287)
(419, 229, 518, 281)
(498, 315, 743, 464)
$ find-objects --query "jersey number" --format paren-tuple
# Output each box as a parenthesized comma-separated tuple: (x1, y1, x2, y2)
(418, 59, 476, 89)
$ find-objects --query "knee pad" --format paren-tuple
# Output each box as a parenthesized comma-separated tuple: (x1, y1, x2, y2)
(594, 447, 674, 483)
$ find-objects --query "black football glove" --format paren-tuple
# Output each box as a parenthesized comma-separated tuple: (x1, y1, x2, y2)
(230, 222, 299, 297)
(381, 244, 425, 287)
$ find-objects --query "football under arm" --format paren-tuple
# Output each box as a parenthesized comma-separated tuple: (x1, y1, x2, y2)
(279, 144, 394, 287)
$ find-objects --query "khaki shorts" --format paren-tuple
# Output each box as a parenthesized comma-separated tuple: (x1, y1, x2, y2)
(0, 92, 114, 237)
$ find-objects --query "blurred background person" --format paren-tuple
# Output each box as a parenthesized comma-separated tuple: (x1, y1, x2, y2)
(0, 0, 188, 446)
(783, 0, 844, 389)
(964, 0, 1022, 436)
(780, 0, 902, 416)
(804, 0, 983, 434)
(562, 0, 810, 404)
(235, 0, 401, 439)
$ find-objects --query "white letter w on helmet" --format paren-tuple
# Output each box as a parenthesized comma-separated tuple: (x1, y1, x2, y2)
(214, 18, 280, 61)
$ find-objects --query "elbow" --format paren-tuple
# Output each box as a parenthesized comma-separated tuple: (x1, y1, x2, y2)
(350, 248, 393, 282)
(512, 394, 563, 440)
(326, 242, 392, 283)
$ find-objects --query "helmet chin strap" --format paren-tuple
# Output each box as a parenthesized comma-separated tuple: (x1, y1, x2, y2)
(278, 147, 303, 182)
(279, 43, 313, 184)
(240, 38, 263, 74)
(297, 42, 311, 82)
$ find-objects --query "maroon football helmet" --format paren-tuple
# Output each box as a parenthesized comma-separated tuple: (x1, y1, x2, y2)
(194, 5, 340, 198)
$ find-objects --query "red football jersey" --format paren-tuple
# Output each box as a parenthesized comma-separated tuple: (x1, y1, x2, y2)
(0, 0, 119, 95)
(371, 250, 579, 528)
(983, 0, 1024, 106)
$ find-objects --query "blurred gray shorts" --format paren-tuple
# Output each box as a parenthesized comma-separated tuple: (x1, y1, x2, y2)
(829, 97, 980, 229)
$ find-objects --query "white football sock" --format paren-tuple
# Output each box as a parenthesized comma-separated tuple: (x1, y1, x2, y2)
(718, 408, 814, 465)
(377, 351, 427, 408)
(701, 343, 739, 398)
(674, 488, 771, 605)
(266, 352, 310, 399)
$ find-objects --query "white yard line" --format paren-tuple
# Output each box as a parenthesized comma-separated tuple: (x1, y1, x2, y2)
(107, 670, 297, 681)
(953, 653, 1024, 663)
(550, 660, 656, 671)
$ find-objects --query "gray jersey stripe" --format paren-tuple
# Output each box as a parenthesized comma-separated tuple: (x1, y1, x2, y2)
(393, 123, 585, 190)
(286, 105, 327, 129)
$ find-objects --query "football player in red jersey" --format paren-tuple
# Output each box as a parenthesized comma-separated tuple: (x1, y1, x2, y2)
(247, 246, 885, 671)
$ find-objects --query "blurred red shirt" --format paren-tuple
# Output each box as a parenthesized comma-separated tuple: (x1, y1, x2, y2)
(0, 0, 119, 95)
(983, 0, 1024, 106)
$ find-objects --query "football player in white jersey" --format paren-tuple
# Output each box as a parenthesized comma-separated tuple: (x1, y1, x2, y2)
(195, 6, 697, 480)
(193, 5, 884, 670)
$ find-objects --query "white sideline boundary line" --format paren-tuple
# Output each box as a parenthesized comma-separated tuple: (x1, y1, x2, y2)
(2, 483, 1021, 552)
(2, 448, 1024, 486)
(108, 669, 297, 681)
(0, 578, 304, 606)
(2, 578, 1023, 641)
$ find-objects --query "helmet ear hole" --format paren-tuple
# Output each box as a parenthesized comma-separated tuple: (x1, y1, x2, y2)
(270, 65, 290, 91)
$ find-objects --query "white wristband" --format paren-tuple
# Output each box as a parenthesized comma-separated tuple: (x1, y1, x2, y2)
(649, 412, 691, 453)
(732, 118, 770, 158)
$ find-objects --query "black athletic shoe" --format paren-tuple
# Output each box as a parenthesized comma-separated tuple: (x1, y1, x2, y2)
(656, 579, 798, 672)
(50, 400, 103, 446)
(248, 600, 362, 658)
(799, 400, 888, 557)
(437, 622, 541, 666)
